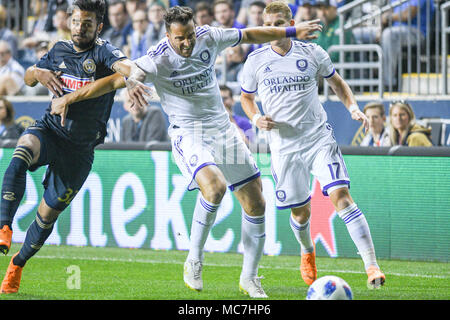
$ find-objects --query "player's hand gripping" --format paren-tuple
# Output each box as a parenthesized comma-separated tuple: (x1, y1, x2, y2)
(255, 115, 277, 131)
(351, 109, 369, 132)
(295, 19, 323, 40)
(35, 68, 64, 97)
(50, 95, 69, 127)
(125, 78, 153, 109)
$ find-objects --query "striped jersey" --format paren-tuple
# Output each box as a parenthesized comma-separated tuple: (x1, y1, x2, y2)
(134, 25, 242, 130)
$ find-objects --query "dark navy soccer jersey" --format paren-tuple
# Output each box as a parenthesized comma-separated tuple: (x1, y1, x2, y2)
(36, 38, 126, 149)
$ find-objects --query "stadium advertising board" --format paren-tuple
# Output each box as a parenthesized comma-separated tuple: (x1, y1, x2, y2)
(1, 148, 448, 262)
(10, 99, 450, 146)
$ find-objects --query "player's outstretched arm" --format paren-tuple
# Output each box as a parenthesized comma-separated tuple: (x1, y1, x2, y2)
(240, 91, 276, 131)
(51, 72, 126, 126)
(24, 65, 65, 97)
(326, 72, 369, 131)
(241, 19, 322, 44)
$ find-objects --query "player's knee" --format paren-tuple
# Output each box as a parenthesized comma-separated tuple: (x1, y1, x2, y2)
(39, 199, 62, 223)
(330, 187, 353, 211)
(17, 134, 40, 163)
(291, 205, 311, 224)
(201, 178, 227, 204)
(39, 212, 59, 224)
(246, 197, 266, 217)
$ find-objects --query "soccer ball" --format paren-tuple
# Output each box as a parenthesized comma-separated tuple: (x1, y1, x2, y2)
(306, 275, 353, 300)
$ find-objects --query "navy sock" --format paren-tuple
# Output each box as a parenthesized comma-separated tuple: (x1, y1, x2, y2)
(0, 146, 33, 229)
(13, 212, 55, 267)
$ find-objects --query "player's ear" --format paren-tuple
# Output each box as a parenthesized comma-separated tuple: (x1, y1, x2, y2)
(165, 25, 170, 38)
(290, 19, 295, 26)
(97, 22, 104, 36)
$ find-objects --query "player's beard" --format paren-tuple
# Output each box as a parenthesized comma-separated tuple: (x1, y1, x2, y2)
(72, 34, 97, 51)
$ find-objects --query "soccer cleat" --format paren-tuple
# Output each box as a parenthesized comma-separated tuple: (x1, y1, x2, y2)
(1, 253, 23, 294)
(300, 246, 317, 286)
(366, 265, 385, 289)
(0, 225, 12, 255)
(239, 276, 268, 298)
(183, 259, 203, 291)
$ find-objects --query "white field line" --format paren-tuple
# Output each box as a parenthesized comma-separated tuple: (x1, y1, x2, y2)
(33, 254, 449, 280)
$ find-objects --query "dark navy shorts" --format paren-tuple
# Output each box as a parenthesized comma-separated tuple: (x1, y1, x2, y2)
(22, 122, 94, 211)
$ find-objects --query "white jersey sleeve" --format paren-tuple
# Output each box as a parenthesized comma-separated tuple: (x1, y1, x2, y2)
(240, 53, 258, 94)
(209, 26, 243, 53)
(134, 51, 158, 83)
(314, 45, 335, 79)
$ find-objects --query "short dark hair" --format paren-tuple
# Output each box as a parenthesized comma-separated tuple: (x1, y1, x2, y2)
(363, 102, 385, 117)
(109, 0, 127, 13)
(195, 1, 213, 16)
(71, 0, 106, 24)
(164, 6, 194, 32)
(213, 0, 233, 11)
(219, 85, 233, 98)
(249, 1, 266, 10)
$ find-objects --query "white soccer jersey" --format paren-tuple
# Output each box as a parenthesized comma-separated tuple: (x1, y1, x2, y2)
(135, 25, 242, 130)
(241, 40, 336, 155)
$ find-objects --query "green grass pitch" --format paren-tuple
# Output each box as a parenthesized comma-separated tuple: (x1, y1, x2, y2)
(0, 243, 448, 300)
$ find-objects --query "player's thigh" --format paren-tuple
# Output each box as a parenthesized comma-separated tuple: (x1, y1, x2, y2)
(170, 128, 222, 194)
(216, 124, 260, 193)
(233, 177, 265, 216)
(42, 151, 93, 212)
(310, 143, 350, 197)
(271, 152, 311, 210)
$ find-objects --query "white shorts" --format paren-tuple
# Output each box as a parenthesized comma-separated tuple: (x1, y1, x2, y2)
(170, 123, 260, 192)
(271, 137, 350, 210)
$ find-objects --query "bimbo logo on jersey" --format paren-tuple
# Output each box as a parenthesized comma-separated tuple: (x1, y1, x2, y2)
(61, 74, 94, 93)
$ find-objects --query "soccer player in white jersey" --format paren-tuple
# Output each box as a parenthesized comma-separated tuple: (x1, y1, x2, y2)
(240, 1, 385, 289)
(49, 5, 323, 298)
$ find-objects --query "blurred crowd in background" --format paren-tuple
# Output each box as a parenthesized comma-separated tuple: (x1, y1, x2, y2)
(0, 0, 441, 95)
(0, 0, 444, 146)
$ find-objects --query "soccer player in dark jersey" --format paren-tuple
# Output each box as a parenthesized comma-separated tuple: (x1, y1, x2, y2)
(0, 0, 133, 294)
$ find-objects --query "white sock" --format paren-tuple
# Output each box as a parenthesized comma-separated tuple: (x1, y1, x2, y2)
(289, 214, 314, 254)
(240, 212, 265, 281)
(337, 203, 379, 270)
(186, 196, 219, 262)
